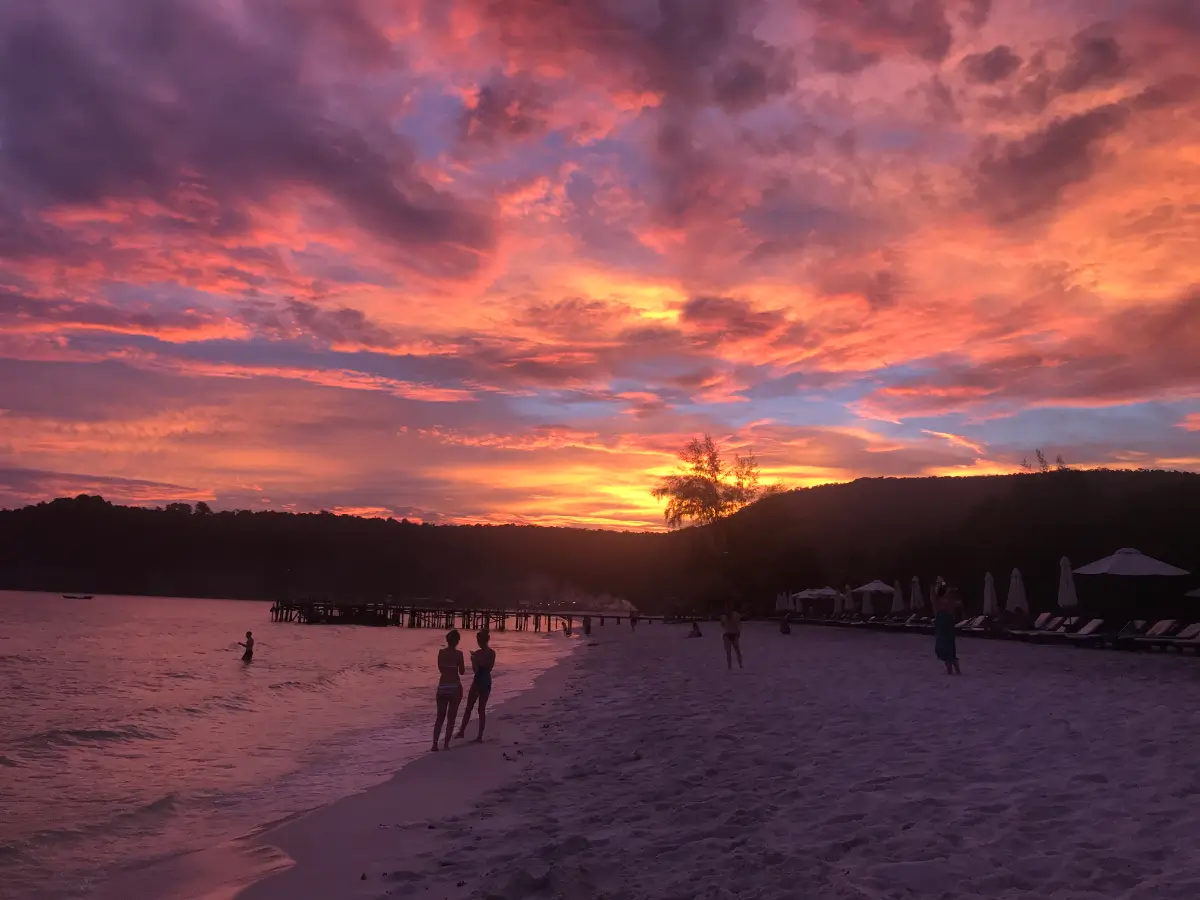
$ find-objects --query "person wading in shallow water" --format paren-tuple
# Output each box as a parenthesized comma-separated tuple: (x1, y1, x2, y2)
(720, 606, 743, 670)
(457, 629, 496, 743)
(933, 582, 963, 675)
(432, 630, 465, 751)
(238, 631, 254, 663)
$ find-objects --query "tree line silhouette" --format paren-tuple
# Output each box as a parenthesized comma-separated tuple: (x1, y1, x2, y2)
(1, 468, 1197, 616)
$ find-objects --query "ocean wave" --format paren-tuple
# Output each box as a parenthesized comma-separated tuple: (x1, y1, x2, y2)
(0, 754, 21, 767)
(18, 724, 168, 751)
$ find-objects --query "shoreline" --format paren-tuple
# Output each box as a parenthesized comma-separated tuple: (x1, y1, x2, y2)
(233, 633, 591, 900)
(225, 622, 1200, 900)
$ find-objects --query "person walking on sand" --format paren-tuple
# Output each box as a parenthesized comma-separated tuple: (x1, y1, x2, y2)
(630, 610, 639, 631)
(457, 629, 496, 742)
(933, 583, 963, 675)
(720, 606, 743, 670)
(238, 631, 254, 663)
(432, 630, 465, 751)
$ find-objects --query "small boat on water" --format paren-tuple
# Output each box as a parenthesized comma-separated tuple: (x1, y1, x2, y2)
(62, 594, 94, 600)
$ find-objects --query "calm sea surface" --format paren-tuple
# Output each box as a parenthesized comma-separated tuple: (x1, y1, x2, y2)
(0, 592, 575, 900)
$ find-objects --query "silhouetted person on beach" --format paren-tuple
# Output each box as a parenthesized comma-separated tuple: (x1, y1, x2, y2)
(630, 611, 639, 631)
(933, 583, 962, 675)
(582, 615, 592, 636)
(457, 630, 496, 742)
(239, 631, 254, 663)
(779, 612, 791, 635)
(432, 630, 465, 751)
(720, 607, 742, 669)
(687, 621, 703, 638)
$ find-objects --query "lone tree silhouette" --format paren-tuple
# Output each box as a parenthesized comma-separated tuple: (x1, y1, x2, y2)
(651, 434, 777, 529)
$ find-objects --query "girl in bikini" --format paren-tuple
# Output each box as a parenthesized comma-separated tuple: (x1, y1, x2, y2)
(457, 630, 496, 743)
(431, 630, 465, 751)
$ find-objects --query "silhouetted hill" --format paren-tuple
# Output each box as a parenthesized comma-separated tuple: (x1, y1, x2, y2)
(1, 469, 1197, 615)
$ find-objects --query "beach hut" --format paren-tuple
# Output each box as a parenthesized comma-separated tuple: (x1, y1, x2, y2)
(1007, 568, 1029, 614)
(1074, 548, 1190, 577)
(982, 572, 998, 615)
(891, 579, 906, 614)
(1057, 557, 1079, 609)
(910, 576, 925, 612)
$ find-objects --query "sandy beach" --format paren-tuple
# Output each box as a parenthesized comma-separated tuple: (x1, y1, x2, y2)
(240, 623, 1200, 900)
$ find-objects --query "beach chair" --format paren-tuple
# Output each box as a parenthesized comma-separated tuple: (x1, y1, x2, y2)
(1001, 611, 1052, 639)
(1046, 618, 1104, 645)
(1135, 622, 1200, 652)
(1116, 619, 1178, 651)
(955, 615, 984, 631)
(963, 615, 997, 637)
(1008, 615, 1064, 641)
(1026, 616, 1084, 644)
(1067, 620, 1143, 649)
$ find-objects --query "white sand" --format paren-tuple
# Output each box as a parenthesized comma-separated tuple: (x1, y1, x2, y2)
(240, 624, 1200, 900)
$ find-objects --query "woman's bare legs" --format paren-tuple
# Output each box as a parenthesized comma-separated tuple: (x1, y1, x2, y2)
(732, 635, 743, 668)
(457, 683, 480, 738)
(473, 690, 490, 742)
(444, 692, 461, 749)
(432, 693, 450, 750)
(723, 635, 733, 669)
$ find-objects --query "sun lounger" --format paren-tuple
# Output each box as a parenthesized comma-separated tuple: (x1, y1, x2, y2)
(1067, 620, 1145, 649)
(1026, 617, 1084, 644)
(1044, 618, 1103, 644)
(1115, 619, 1178, 650)
(1135, 622, 1200, 652)
(1001, 612, 1052, 639)
(1008, 615, 1064, 641)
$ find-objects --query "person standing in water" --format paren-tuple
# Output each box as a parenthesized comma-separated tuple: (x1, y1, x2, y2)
(457, 629, 496, 742)
(238, 631, 254, 663)
(432, 630, 465, 751)
(720, 606, 743, 670)
(630, 610, 639, 631)
(933, 583, 963, 675)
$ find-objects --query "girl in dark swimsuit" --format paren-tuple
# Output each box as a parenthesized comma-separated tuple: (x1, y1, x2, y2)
(457, 630, 495, 743)
(432, 630, 465, 751)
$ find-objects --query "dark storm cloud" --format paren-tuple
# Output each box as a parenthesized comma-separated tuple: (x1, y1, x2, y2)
(0, 289, 222, 336)
(680, 296, 785, 340)
(0, 0, 493, 275)
(1056, 34, 1128, 94)
(459, 75, 549, 147)
(239, 299, 399, 349)
(802, 0, 954, 65)
(472, 0, 793, 109)
(972, 104, 1130, 223)
(810, 38, 881, 75)
(960, 46, 1022, 85)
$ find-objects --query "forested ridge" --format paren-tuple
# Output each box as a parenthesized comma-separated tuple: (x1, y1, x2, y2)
(2, 469, 1197, 614)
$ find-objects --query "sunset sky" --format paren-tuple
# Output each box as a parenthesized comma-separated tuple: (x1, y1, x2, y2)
(1, 0, 1197, 528)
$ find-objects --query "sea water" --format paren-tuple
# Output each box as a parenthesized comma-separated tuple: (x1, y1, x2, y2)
(0, 592, 574, 900)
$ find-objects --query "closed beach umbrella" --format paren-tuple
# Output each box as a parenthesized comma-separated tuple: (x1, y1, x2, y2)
(891, 579, 906, 614)
(982, 572, 998, 615)
(1074, 548, 1190, 577)
(1058, 557, 1079, 609)
(1007, 568, 1029, 613)
(910, 576, 925, 612)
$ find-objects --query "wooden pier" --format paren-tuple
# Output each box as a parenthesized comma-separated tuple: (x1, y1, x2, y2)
(269, 600, 664, 631)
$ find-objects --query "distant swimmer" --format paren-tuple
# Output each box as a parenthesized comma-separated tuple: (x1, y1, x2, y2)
(432, 630, 465, 751)
(238, 631, 254, 663)
(720, 606, 743, 670)
(457, 630, 496, 743)
(687, 621, 703, 638)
